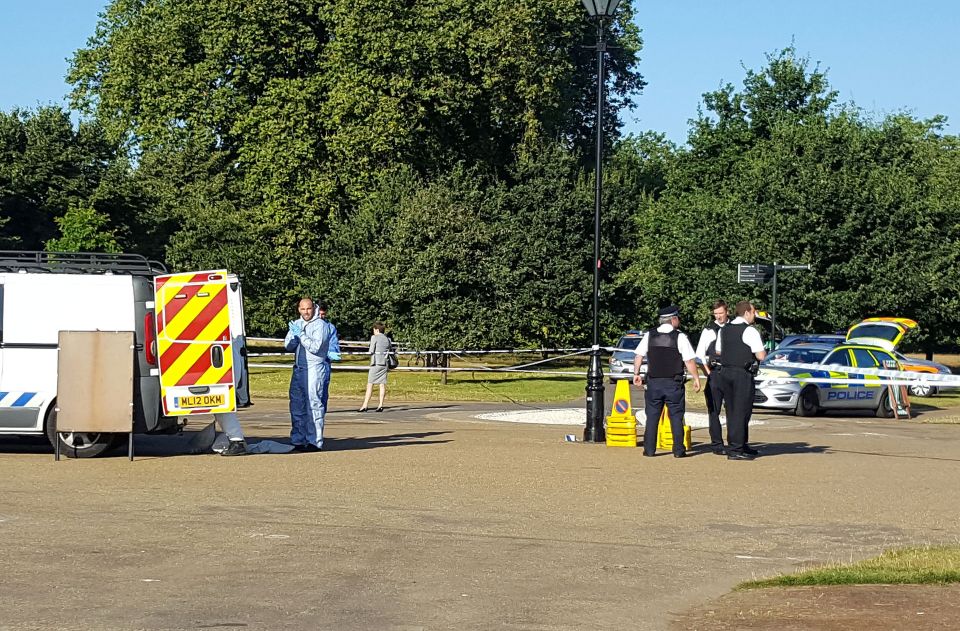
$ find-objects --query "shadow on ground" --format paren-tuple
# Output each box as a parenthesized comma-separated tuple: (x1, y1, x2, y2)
(323, 431, 451, 451)
(689, 441, 830, 457)
(0, 430, 452, 459)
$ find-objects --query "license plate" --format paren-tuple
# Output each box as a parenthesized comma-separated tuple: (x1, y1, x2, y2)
(177, 394, 225, 409)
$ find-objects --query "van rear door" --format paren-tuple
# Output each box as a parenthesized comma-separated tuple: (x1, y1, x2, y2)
(154, 270, 236, 416)
(226, 274, 250, 408)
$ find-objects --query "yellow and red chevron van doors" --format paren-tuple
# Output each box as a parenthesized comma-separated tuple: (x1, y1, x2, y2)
(154, 270, 235, 416)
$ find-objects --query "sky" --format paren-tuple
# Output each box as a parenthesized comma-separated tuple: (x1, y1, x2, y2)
(1, 1, 957, 144)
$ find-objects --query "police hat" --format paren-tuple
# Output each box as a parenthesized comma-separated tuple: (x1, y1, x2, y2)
(657, 304, 680, 318)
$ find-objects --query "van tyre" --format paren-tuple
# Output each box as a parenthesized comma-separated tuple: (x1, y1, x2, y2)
(794, 386, 819, 417)
(44, 406, 120, 458)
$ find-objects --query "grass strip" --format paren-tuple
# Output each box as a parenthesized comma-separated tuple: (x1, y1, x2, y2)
(739, 546, 960, 589)
(250, 365, 588, 403)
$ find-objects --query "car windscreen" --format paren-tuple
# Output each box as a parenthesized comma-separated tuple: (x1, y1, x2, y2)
(617, 337, 641, 350)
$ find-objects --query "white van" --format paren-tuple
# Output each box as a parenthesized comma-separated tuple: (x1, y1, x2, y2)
(0, 252, 250, 457)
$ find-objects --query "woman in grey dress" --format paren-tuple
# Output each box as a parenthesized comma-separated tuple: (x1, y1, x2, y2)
(359, 322, 391, 412)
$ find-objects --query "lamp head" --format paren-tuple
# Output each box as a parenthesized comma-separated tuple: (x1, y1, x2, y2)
(581, 0, 622, 18)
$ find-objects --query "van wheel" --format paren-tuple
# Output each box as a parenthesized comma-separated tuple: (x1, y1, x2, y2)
(875, 390, 895, 418)
(794, 386, 819, 417)
(44, 407, 120, 458)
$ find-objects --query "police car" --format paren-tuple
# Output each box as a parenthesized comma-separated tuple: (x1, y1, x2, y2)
(754, 342, 900, 417)
(754, 318, 921, 417)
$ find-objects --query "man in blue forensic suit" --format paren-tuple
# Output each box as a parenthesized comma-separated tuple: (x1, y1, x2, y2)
(285, 298, 332, 452)
(316, 302, 341, 412)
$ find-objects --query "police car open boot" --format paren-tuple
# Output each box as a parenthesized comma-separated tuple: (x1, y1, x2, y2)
(221, 440, 248, 456)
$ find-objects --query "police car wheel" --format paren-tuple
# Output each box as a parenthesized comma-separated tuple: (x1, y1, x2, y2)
(875, 390, 895, 418)
(794, 386, 819, 417)
(44, 407, 120, 458)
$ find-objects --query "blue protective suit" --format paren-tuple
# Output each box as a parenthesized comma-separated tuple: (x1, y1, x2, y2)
(321, 319, 341, 411)
(284, 309, 331, 448)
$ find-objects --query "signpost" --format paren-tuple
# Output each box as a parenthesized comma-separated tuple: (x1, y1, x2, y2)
(737, 263, 812, 347)
(737, 263, 774, 284)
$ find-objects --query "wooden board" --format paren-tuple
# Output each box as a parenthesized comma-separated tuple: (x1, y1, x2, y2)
(56, 331, 134, 433)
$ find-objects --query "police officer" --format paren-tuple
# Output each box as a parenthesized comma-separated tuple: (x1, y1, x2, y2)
(716, 301, 767, 460)
(633, 305, 701, 458)
(695, 300, 730, 455)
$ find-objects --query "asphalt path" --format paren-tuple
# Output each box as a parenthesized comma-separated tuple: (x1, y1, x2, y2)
(1, 394, 959, 630)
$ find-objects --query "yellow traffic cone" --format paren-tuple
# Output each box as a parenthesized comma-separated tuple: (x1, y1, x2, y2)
(656, 407, 692, 451)
(606, 379, 637, 447)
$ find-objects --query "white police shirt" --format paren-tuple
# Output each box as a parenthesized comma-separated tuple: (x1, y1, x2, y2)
(637, 324, 696, 361)
(695, 321, 726, 364)
(714, 317, 765, 354)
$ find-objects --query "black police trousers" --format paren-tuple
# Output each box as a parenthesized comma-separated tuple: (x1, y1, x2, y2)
(717, 366, 753, 454)
(704, 371, 725, 447)
(643, 377, 686, 455)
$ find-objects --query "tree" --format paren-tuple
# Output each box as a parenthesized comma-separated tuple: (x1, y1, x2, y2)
(619, 49, 960, 351)
(46, 204, 121, 253)
(67, 0, 644, 334)
(310, 164, 504, 349)
(0, 107, 120, 250)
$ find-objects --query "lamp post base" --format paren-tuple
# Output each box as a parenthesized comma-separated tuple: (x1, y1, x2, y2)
(584, 349, 606, 442)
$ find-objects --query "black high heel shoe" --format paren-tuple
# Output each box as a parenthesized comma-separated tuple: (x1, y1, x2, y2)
(375, 407, 384, 412)
(358, 407, 368, 413)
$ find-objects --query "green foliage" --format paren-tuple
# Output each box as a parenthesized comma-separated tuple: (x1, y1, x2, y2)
(311, 164, 506, 348)
(494, 144, 593, 348)
(310, 141, 659, 350)
(9, 9, 954, 356)
(67, 0, 644, 336)
(0, 107, 120, 249)
(46, 204, 121, 253)
(620, 49, 960, 349)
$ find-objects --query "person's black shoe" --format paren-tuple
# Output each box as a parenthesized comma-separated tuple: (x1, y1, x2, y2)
(375, 407, 384, 412)
(673, 452, 687, 458)
(357, 407, 368, 413)
(727, 452, 755, 461)
(304, 444, 322, 453)
(743, 446, 760, 456)
(220, 440, 248, 456)
(711, 446, 726, 455)
(291, 443, 307, 452)
(642, 452, 656, 457)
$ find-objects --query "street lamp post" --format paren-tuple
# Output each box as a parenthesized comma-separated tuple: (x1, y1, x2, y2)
(581, 0, 621, 443)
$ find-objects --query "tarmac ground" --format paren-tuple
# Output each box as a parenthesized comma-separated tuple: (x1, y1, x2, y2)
(1, 396, 959, 630)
